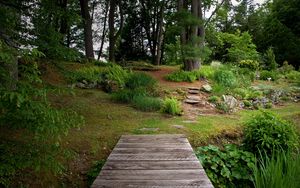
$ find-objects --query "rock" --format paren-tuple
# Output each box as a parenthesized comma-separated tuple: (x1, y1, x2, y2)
(76, 82, 87, 89)
(201, 84, 212, 92)
(184, 99, 200, 104)
(188, 87, 200, 90)
(187, 95, 201, 100)
(171, 125, 185, 129)
(270, 89, 283, 103)
(139, 128, 159, 131)
(188, 90, 200, 94)
(222, 95, 238, 111)
(82, 80, 88, 85)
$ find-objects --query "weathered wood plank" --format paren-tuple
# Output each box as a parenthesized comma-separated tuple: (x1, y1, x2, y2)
(111, 148, 193, 154)
(99, 169, 206, 180)
(92, 180, 213, 188)
(102, 161, 202, 170)
(119, 137, 189, 144)
(108, 153, 198, 161)
(116, 143, 191, 148)
(91, 134, 214, 188)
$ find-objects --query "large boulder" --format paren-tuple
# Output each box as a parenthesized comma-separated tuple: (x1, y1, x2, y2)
(222, 95, 238, 112)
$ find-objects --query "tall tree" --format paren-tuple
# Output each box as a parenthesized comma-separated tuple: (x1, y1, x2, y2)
(79, 0, 94, 59)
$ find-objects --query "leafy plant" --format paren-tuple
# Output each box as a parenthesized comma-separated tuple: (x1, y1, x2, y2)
(69, 66, 104, 83)
(259, 70, 279, 81)
(263, 47, 277, 71)
(132, 96, 162, 112)
(238, 60, 260, 70)
(111, 88, 147, 103)
(213, 68, 237, 88)
(126, 72, 157, 90)
(196, 144, 255, 187)
(165, 70, 199, 82)
(208, 96, 220, 104)
(243, 111, 298, 156)
(103, 64, 130, 88)
(252, 151, 300, 188)
(161, 97, 182, 115)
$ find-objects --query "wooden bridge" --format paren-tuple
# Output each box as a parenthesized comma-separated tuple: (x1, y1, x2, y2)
(92, 134, 213, 188)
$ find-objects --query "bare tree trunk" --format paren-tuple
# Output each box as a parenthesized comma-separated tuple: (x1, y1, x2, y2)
(79, 0, 94, 59)
(97, 0, 109, 60)
(108, 0, 116, 62)
(155, 1, 165, 65)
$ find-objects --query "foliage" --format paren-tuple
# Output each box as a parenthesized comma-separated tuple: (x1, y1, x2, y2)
(232, 88, 262, 100)
(243, 100, 252, 107)
(208, 96, 220, 104)
(164, 37, 182, 65)
(252, 151, 300, 188)
(198, 65, 215, 79)
(87, 160, 106, 186)
(263, 48, 277, 71)
(278, 61, 294, 74)
(165, 70, 199, 82)
(259, 70, 279, 81)
(238, 60, 260, 70)
(243, 111, 298, 156)
(69, 66, 104, 83)
(126, 72, 157, 90)
(196, 144, 255, 187)
(0, 49, 84, 186)
(285, 71, 300, 82)
(103, 64, 130, 88)
(132, 96, 162, 112)
(161, 98, 182, 116)
(219, 31, 259, 62)
(213, 68, 237, 88)
(111, 88, 147, 103)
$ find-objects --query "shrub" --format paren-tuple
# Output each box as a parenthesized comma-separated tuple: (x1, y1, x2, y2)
(278, 61, 294, 74)
(196, 144, 255, 187)
(126, 72, 157, 90)
(103, 64, 130, 88)
(259, 70, 279, 81)
(243, 111, 298, 156)
(132, 96, 162, 112)
(70, 66, 103, 83)
(263, 47, 277, 71)
(213, 68, 237, 88)
(212, 84, 228, 96)
(238, 59, 260, 70)
(111, 88, 147, 103)
(198, 65, 215, 79)
(165, 70, 198, 82)
(286, 70, 300, 81)
(161, 98, 182, 115)
(252, 151, 300, 188)
(208, 96, 220, 104)
(243, 100, 252, 107)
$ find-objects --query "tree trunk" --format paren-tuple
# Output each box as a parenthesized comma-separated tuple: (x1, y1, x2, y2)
(79, 0, 94, 59)
(155, 1, 165, 65)
(108, 0, 116, 62)
(97, 0, 109, 60)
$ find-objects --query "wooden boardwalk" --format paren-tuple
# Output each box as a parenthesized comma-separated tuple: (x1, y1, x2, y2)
(92, 134, 213, 188)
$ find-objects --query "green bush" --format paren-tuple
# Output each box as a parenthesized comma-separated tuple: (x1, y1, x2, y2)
(111, 88, 147, 103)
(243, 100, 252, 107)
(212, 84, 228, 96)
(161, 98, 182, 115)
(233, 88, 262, 100)
(132, 96, 162, 112)
(252, 151, 300, 188)
(208, 96, 220, 104)
(198, 65, 215, 79)
(196, 144, 255, 187)
(263, 47, 277, 71)
(213, 68, 237, 88)
(70, 66, 103, 83)
(259, 70, 279, 81)
(286, 70, 300, 81)
(126, 72, 157, 90)
(165, 70, 198, 82)
(238, 60, 260, 70)
(103, 64, 130, 88)
(278, 61, 294, 74)
(243, 111, 298, 156)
